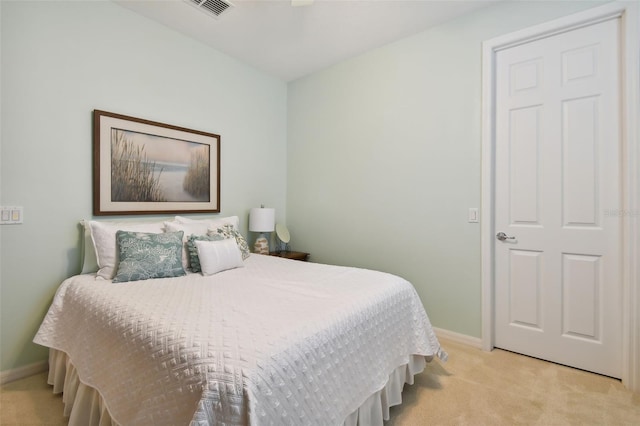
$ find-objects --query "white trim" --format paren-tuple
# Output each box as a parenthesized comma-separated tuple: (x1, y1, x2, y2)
(0, 360, 48, 385)
(433, 327, 482, 349)
(481, 1, 639, 391)
(480, 28, 496, 353)
(619, 0, 640, 393)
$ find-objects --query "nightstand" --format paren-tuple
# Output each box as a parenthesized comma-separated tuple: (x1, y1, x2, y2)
(269, 251, 309, 261)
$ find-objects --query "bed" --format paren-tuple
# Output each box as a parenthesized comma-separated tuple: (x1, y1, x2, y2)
(34, 216, 446, 425)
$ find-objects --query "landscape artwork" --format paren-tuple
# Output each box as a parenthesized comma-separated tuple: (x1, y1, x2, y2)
(110, 129, 210, 203)
(94, 110, 220, 215)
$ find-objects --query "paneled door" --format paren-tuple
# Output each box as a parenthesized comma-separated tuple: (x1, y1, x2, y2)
(494, 17, 621, 378)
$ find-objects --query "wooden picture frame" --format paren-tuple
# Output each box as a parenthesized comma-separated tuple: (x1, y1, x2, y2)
(93, 110, 220, 215)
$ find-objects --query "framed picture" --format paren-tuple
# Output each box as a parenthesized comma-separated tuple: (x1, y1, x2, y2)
(93, 110, 220, 215)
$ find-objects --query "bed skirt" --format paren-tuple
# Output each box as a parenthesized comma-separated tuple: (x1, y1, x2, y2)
(47, 349, 428, 426)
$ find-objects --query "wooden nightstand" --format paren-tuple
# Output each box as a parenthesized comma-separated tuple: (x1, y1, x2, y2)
(269, 251, 309, 261)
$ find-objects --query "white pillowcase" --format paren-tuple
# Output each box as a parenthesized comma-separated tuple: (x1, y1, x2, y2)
(174, 215, 240, 230)
(87, 220, 166, 279)
(195, 238, 244, 276)
(164, 216, 239, 269)
(80, 220, 99, 274)
(164, 221, 207, 269)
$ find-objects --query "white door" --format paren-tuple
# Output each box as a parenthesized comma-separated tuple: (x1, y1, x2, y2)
(494, 17, 621, 378)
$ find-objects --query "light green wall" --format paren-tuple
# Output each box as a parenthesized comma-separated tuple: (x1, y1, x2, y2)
(286, 1, 608, 337)
(0, 1, 287, 371)
(0, 0, 614, 374)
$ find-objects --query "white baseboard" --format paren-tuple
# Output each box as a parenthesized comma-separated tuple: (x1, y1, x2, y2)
(433, 327, 483, 349)
(0, 360, 48, 385)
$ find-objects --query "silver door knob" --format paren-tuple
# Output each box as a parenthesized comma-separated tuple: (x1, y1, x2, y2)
(496, 232, 515, 241)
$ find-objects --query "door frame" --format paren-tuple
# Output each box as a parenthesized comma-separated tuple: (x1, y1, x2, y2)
(481, 1, 639, 391)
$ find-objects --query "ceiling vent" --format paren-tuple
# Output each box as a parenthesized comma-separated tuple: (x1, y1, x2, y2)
(186, 0, 234, 19)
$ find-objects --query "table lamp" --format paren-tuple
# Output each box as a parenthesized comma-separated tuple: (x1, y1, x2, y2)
(249, 206, 275, 254)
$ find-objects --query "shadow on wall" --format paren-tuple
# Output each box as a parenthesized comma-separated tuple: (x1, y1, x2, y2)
(69, 223, 85, 276)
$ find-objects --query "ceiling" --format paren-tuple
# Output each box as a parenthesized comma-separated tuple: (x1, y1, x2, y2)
(115, 0, 500, 82)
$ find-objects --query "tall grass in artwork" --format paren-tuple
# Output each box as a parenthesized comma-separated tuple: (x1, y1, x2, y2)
(183, 146, 210, 200)
(111, 129, 166, 202)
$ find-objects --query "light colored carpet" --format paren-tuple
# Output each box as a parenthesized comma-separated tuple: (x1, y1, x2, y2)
(0, 372, 66, 426)
(1, 337, 639, 425)
(388, 338, 640, 425)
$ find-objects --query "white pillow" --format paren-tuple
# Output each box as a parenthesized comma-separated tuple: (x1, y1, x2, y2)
(87, 220, 166, 279)
(164, 219, 237, 268)
(195, 238, 244, 276)
(163, 221, 207, 269)
(81, 218, 178, 275)
(164, 220, 215, 238)
(174, 215, 240, 230)
(80, 220, 99, 274)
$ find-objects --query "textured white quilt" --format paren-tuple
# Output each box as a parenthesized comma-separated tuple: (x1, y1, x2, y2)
(34, 254, 444, 425)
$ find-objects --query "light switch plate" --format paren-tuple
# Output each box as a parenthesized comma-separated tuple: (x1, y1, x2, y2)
(1, 206, 23, 224)
(468, 208, 479, 223)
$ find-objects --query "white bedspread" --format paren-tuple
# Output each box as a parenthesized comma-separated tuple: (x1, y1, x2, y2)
(34, 254, 444, 425)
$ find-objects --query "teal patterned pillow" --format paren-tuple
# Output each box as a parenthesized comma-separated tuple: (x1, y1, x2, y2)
(186, 233, 225, 273)
(208, 224, 250, 260)
(113, 231, 186, 283)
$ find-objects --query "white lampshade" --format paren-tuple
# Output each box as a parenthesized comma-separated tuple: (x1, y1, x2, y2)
(249, 207, 275, 233)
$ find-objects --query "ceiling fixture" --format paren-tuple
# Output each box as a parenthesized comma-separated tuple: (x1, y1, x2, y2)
(186, 0, 234, 19)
